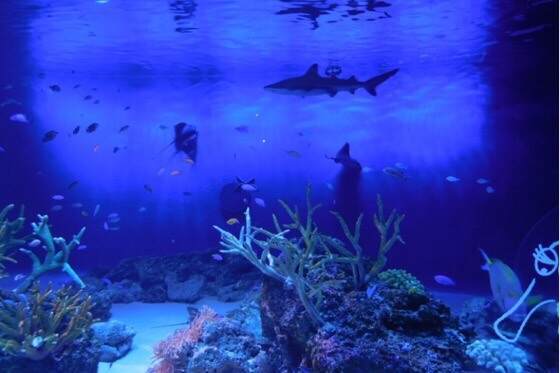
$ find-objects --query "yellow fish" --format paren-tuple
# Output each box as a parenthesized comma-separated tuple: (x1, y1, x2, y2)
(170, 170, 181, 176)
(226, 218, 239, 225)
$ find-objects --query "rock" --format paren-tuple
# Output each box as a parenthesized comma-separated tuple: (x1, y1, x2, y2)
(91, 320, 135, 362)
(140, 284, 168, 303)
(106, 280, 143, 303)
(166, 273, 206, 302)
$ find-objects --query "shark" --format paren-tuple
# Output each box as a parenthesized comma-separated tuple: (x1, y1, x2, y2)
(326, 143, 362, 171)
(264, 64, 398, 97)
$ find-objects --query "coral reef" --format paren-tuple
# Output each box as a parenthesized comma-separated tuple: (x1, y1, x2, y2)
(0, 204, 26, 278)
(378, 269, 426, 295)
(466, 339, 528, 373)
(16, 214, 86, 293)
(0, 283, 96, 361)
(91, 320, 135, 362)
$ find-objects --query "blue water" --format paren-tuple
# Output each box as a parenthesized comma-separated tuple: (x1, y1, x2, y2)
(0, 0, 557, 295)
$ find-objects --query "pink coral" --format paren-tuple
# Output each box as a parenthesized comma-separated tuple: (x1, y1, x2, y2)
(152, 306, 218, 373)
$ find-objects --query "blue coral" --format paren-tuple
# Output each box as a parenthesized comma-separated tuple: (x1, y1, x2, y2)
(466, 339, 528, 373)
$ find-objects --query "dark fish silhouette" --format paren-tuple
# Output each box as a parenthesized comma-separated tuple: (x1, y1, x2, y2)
(67, 180, 79, 190)
(265, 64, 398, 97)
(86, 123, 99, 133)
(49, 85, 61, 92)
(144, 184, 153, 193)
(170, 122, 198, 162)
(119, 125, 129, 133)
(219, 181, 251, 221)
(327, 143, 362, 170)
(84, 95, 92, 100)
(72, 126, 80, 135)
(42, 130, 59, 142)
(113, 147, 120, 154)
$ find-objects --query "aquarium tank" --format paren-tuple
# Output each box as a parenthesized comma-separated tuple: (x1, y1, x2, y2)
(0, 0, 558, 372)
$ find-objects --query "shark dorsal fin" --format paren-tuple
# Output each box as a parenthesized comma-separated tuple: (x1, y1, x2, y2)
(304, 64, 319, 77)
(336, 143, 350, 159)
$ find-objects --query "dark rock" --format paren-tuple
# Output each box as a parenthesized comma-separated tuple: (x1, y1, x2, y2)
(140, 284, 168, 303)
(166, 273, 205, 302)
(106, 280, 143, 303)
(91, 320, 135, 362)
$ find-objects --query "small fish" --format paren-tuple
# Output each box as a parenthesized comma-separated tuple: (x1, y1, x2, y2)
(67, 180, 79, 189)
(383, 166, 407, 179)
(77, 245, 87, 251)
(0, 145, 5, 153)
(286, 150, 302, 158)
(108, 216, 121, 224)
(93, 144, 101, 152)
(84, 95, 92, 100)
(157, 168, 166, 175)
(51, 205, 63, 212)
(226, 218, 239, 225)
(362, 166, 373, 173)
(107, 213, 119, 219)
(29, 239, 41, 247)
(236, 177, 257, 192)
(446, 176, 460, 182)
(119, 125, 129, 133)
(434, 275, 456, 286)
(124, 106, 131, 111)
(144, 184, 153, 193)
(113, 147, 120, 154)
(9, 113, 29, 123)
(394, 162, 408, 170)
(254, 197, 266, 207)
(43, 130, 59, 142)
(170, 170, 181, 176)
(366, 284, 378, 299)
(211, 253, 223, 261)
(52, 194, 64, 201)
(73, 84, 80, 89)
(234, 125, 249, 133)
(81, 211, 89, 217)
(71, 202, 83, 208)
(103, 222, 109, 230)
(86, 122, 99, 133)
(486, 186, 495, 194)
(184, 158, 195, 165)
(138, 206, 147, 213)
(93, 99, 100, 104)
(326, 182, 334, 190)
(0, 98, 22, 108)
(72, 126, 80, 135)
(183, 191, 192, 196)
(31, 336, 44, 349)
(476, 178, 489, 185)
(49, 85, 61, 92)
(159, 125, 168, 130)
(13, 273, 25, 281)
(93, 204, 100, 217)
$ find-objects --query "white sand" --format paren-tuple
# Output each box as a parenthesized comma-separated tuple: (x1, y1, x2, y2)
(98, 297, 242, 373)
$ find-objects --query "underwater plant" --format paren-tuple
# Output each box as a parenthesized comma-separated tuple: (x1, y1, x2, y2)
(466, 339, 528, 373)
(16, 214, 86, 293)
(152, 306, 218, 373)
(0, 204, 26, 278)
(330, 194, 405, 288)
(378, 269, 425, 295)
(0, 283, 95, 361)
(215, 186, 344, 326)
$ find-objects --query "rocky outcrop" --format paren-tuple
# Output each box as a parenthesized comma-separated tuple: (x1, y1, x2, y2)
(91, 320, 136, 363)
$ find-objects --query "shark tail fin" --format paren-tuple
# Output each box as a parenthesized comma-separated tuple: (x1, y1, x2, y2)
(364, 68, 399, 96)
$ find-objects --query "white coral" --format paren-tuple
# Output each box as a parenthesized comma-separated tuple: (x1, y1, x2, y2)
(466, 339, 528, 373)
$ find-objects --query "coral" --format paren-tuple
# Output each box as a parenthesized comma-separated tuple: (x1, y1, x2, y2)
(0, 204, 26, 278)
(16, 214, 86, 293)
(378, 269, 425, 295)
(152, 306, 218, 372)
(331, 194, 405, 288)
(214, 186, 344, 326)
(0, 283, 95, 361)
(91, 320, 135, 362)
(466, 339, 528, 373)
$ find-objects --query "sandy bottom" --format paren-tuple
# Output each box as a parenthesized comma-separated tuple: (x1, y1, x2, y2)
(97, 297, 242, 373)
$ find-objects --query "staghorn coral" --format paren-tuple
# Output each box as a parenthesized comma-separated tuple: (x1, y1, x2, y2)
(330, 194, 405, 288)
(0, 204, 26, 278)
(0, 283, 95, 361)
(152, 305, 218, 373)
(16, 214, 86, 293)
(378, 269, 425, 295)
(215, 186, 344, 326)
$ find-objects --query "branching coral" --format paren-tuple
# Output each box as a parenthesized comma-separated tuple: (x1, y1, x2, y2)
(331, 194, 405, 287)
(152, 306, 218, 373)
(0, 283, 95, 361)
(16, 215, 86, 293)
(378, 269, 425, 295)
(0, 204, 26, 278)
(214, 186, 343, 326)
